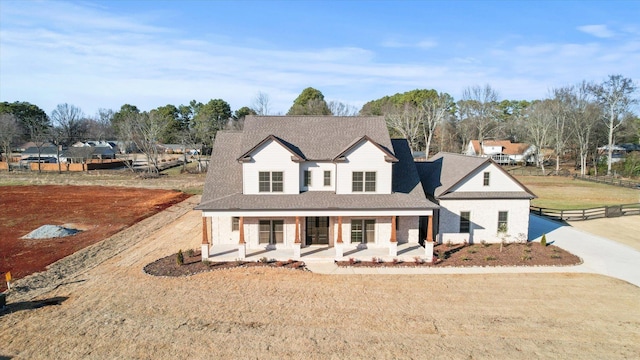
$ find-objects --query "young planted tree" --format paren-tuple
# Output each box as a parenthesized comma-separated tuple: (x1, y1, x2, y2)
(589, 75, 638, 175)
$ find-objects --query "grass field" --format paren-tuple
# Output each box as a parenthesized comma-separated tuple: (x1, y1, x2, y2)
(517, 175, 640, 209)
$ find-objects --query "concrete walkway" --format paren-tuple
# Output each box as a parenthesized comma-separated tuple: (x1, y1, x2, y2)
(307, 214, 640, 288)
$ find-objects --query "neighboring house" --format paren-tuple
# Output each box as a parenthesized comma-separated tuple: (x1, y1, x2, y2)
(62, 146, 116, 163)
(417, 152, 536, 244)
(598, 145, 627, 164)
(20, 146, 60, 161)
(158, 144, 201, 155)
(466, 140, 536, 165)
(196, 116, 438, 259)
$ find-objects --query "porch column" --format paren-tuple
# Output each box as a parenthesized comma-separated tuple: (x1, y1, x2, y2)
(201, 217, 209, 261)
(335, 216, 343, 260)
(389, 216, 397, 256)
(238, 216, 246, 259)
(424, 215, 434, 262)
(293, 216, 301, 260)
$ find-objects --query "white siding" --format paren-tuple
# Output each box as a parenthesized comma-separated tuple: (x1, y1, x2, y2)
(451, 162, 524, 192)
(299, 162, 336, 192)
(242, 140, 300, 194)
(335, 140, 392, 194)
(438, 199, 531, 244)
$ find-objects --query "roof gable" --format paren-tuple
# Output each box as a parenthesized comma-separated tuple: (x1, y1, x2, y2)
(237, 134, 305, 163)
(333, 135, 398, 163)
(417, 152, 535, 199)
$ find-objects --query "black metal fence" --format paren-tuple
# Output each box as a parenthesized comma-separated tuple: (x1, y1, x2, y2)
(530, 203, 640, 221)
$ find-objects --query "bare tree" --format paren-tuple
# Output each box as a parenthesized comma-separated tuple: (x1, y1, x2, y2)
(385, 104, 422, 153)
(420, 92, 453, 158)
(0, 113, 20, 168)
(26, 118, 51, 173)
(252, 91, 271, 115)
(328, 101, 359, 116)
(51, 103, 86, 146)
(524, 100, 555, 174)
(549, 89, 573, 174)
(459, 85, 500, 154)
(564, 82, 601, 175)
(589, 75, 638, 175)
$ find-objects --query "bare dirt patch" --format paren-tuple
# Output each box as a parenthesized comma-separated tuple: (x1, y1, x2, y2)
(0, 185, 190, 291)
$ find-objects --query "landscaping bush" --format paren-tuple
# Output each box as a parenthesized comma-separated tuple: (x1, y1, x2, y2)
(176, 249, 184, 266)
(541, 234, 547, 247)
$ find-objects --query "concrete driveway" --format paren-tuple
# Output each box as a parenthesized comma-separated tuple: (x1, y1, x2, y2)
(529, 214, 640, 287)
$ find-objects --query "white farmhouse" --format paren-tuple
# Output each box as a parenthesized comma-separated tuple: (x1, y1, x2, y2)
(417, 152, 536, 244)
(196, 116, 438, 260)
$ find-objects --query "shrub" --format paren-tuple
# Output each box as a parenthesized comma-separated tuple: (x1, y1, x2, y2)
(348, 257, 357, 265)
(481, 240, 489, 247)
(551, 254, 562, 259)
(485, 256, 497, 261)
(202, 259, 211, 266)
(259, 256, 269, 263)
(186, 249, 195, 257)
(541, 234, 547, 247)
(521, 255, 532, 261)
(467, 248, 477, 254)
(462, 256, 472, 261)
(413, 256, 424, 264)
(445, 240, 453, 248)
(176, 249, 184, 266)
(392, 258, 400, 264)
(438, 251, 446, 260)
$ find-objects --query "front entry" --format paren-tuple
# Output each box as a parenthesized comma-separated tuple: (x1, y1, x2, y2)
(305, 217, 329, 245)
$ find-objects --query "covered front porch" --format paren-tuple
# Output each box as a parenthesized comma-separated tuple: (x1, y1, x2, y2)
(200, 212, 436, 262)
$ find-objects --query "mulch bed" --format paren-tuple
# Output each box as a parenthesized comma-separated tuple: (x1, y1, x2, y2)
(336, 242, 581, 268)
(144, 251, 307, 277)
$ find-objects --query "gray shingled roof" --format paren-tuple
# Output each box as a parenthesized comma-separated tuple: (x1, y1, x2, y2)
(196, 117, 436, 212)
(416, 152, 535, 200)
(241, 116, 394, 160)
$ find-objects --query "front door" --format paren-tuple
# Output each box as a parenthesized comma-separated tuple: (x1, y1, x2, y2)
(305, 217, 329, 245)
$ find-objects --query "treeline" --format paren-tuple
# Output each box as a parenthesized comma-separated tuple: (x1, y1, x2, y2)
(0, 75, 638, 176)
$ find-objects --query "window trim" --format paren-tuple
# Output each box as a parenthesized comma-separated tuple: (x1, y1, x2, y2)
(258, 171, 284, 193)
(259, 220, 284, 245)
(459, 211, 471, 233)
(352, 171, 376, 192)
(483, 172, 490, 186)
(324, 170, 331, 187)
(498, 211, 508, 233)
(351, 219, 375, 243)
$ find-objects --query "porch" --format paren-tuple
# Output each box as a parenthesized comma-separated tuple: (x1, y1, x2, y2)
(204, 242, 429, 263)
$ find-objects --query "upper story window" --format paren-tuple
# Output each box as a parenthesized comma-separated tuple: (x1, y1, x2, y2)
(483, 172, 490, 186)
(304, 170, 312, 187)
(324, 171, 331, 186)
(259, 171, 284, 192)
(352, 171, 376, 192)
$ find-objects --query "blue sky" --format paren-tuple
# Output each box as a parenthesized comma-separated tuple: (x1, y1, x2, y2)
(1, 0, 638, 116)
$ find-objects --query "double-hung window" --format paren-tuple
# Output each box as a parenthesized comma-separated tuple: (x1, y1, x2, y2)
(258, 171, 284, 192)
(304, 170, 312, 187)
(324, 170, 331, 186)
(352, 171, 376, 192)
(259, 220, 284, 244)
(459, 211, 471, 233)
(232, 217, 239, 231)
(483, 172, 490, 186)
(351, 219, 375, 243)
(498, 211, 508, 233)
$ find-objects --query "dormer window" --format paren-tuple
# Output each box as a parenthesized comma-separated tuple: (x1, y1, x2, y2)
(352, 171, 376, 192)
(259, 171, 284, 192)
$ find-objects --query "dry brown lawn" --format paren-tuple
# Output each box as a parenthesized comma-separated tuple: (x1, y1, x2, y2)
(1, 196, 639, 359)
(518, 175, 640, 209)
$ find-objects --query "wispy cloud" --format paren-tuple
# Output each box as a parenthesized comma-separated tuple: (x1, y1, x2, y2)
(578, 24, 615, 38)
(380, 39, 438, 49)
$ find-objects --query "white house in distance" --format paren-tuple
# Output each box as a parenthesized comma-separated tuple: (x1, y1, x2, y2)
(466, 140, 536, 165)
(196, 116, 537, 261)
(417, 152, 536, 244)
(196, 116, 438, 260)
